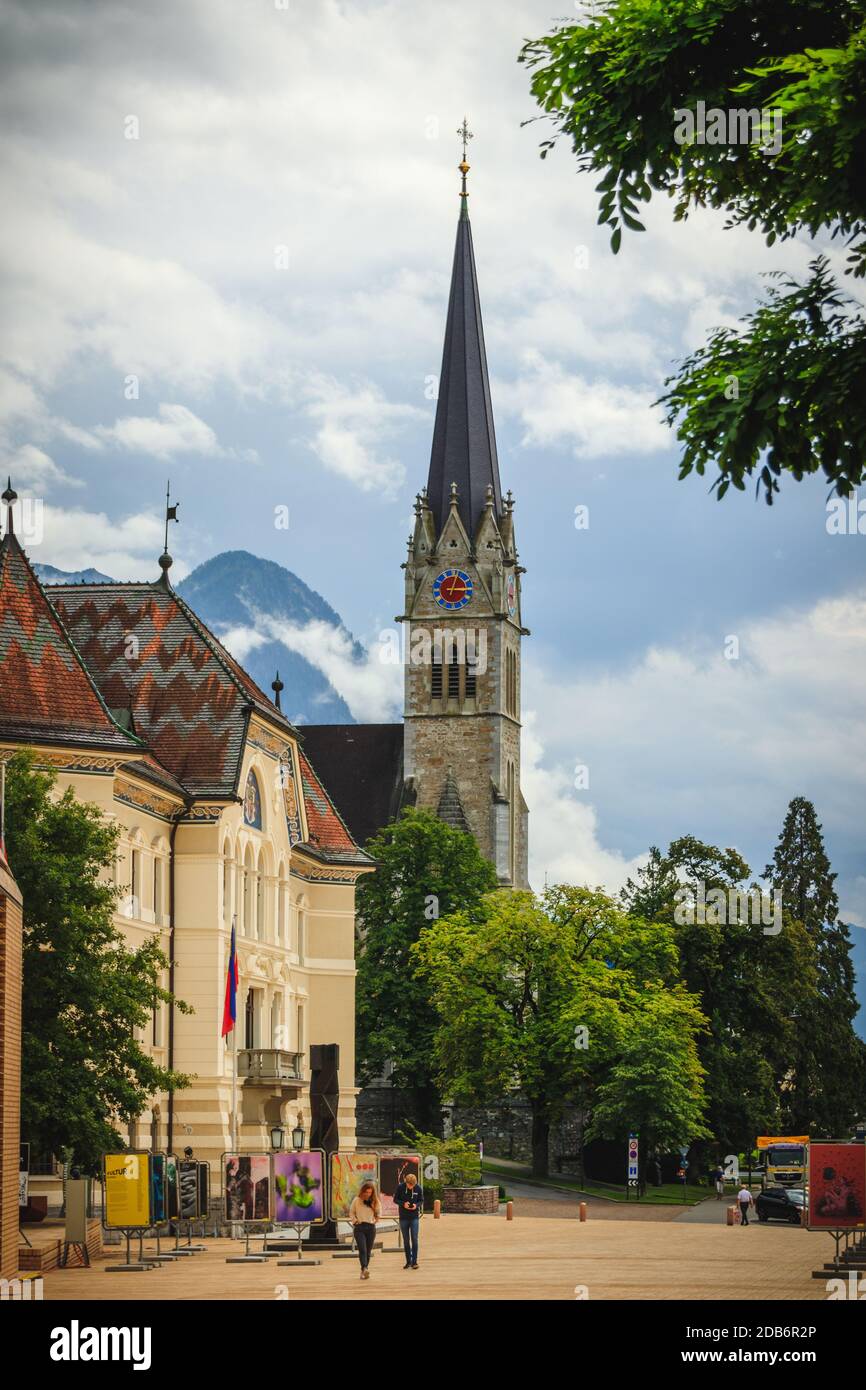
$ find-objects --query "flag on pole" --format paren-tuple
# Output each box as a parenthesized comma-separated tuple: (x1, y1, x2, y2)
(221, 921, 238, 1037)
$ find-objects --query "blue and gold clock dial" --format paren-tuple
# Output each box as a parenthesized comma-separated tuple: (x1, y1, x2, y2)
(433, 569, 473, 609)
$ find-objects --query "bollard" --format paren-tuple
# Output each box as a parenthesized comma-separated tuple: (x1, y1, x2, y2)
(579, 1202, 587, 1223)
(506, 1201, 513, 1221)
(433, 1198, 441, 1220)
(727, 1205, 735, 1226)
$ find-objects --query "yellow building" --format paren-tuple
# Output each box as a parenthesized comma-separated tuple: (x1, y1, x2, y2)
(0, 486, 370, 1188)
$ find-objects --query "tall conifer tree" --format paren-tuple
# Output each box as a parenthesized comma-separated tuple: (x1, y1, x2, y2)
(765, 797, 865, 1134)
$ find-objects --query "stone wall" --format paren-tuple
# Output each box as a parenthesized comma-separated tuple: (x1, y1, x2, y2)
(443, 1185, 498, 1214)
(356, 1088, 588, 1175)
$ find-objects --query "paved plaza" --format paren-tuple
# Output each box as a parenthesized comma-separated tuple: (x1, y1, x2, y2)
(35, 1211, 835, 1302)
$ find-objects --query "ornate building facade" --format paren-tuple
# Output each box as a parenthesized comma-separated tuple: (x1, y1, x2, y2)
(0, 491, 370, 1182)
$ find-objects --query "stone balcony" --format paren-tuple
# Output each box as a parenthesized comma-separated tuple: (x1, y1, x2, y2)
(238, 1048, 304, 1084)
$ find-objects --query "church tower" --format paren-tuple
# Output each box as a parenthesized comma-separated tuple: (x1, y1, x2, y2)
(399, 126, 529, 887)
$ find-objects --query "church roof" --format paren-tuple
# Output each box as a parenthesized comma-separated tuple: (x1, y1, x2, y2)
(50, 579, 297, 798)
(297, 746, 374, 864)
(426, 209, 503, 538)
(300, 723, 405, 851)
(0, 529, 143, 755)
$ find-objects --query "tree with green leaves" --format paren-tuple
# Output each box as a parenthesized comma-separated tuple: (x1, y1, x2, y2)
(413, 883, 709, 1177)
(520, 0, 866, 503)
(764, 796, 866, 1134)
(3, 751, 190, 1171)
(621, 835, 816, 1157)
(354, 807, 497, 1129)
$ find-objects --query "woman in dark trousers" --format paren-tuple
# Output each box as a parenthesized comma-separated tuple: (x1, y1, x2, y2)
(393, 1171, 424, 1269)
(349, 1181, 380, 1280)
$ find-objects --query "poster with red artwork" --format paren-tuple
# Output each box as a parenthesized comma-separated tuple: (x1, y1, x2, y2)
(379, 1154, 421, 1218)
(807, 1143, 866, 1229)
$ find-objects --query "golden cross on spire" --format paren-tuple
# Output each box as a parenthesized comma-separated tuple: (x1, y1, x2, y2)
(457, 117, 473, 212)
(457, 117, 473, 161)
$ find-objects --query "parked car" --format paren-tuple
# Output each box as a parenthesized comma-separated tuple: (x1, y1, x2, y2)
(755, 1185, 806, 1224)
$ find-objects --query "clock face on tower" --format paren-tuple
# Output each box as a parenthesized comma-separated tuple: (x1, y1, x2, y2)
(506, 573, 517, 618)
(433, 569, 473, 610)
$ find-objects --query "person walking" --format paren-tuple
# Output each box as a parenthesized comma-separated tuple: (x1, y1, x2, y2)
(713, 1166, 725, 1201)
(394, 1171, 424, 1269)
(737, 1184, 754, 1226)
(349, 1181, 380, 1280)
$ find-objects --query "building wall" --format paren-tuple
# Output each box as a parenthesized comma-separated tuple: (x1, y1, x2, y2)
(0, 860, 23, 1281)
(13, 730, 361, 1180)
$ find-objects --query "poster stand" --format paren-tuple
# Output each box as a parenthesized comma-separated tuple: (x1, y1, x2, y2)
(225, 1220, 270, 1263)
(145, 1225, 180, 1263)
(104, 1228, 157, 1273)
(275, 1222, 322, 1267)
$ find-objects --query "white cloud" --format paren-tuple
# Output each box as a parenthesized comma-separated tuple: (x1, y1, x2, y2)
(28, 504, 183, 581)
(499, 348, 670, 458)
(94, 403, 233, 461)
(522, 710, 645, 893)
(523, 588, 866, 890)
(303, 377, 424, 496)
(216, 613, 402, 724)
(0, 443, 82, 491)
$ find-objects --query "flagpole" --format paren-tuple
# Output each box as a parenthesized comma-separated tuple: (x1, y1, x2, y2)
(231, 913, 238, 1153)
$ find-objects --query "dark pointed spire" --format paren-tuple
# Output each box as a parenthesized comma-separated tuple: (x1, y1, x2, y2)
(2, 477, 16, 536)
(271, 670, 284, 711)
(426, 126, 503, 538)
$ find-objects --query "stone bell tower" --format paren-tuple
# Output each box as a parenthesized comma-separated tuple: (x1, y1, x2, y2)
(398, 124, 529, 887)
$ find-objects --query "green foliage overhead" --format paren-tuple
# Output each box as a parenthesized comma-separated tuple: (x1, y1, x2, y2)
(4, 751, 191, 1170)
(520, 0, 866, 502)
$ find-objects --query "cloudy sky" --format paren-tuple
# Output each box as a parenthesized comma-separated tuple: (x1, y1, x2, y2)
(1, 0, 864, 1021)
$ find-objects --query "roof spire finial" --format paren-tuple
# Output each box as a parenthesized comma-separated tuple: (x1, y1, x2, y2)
(271, 670, 284, 711)
(159, 479, 179, 586)
(1, 477, 16, 536)
(457, 116, 473, 219)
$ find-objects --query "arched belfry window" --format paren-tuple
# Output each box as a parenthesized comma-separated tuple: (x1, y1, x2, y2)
(243, 769, 262, 829)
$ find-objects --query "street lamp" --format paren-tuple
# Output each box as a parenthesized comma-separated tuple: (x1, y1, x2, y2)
(291, 1120, 306, 1151)
(270, 1124, 285, 1153)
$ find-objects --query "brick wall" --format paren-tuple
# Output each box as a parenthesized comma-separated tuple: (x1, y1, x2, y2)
(0, 860, 23, 1281)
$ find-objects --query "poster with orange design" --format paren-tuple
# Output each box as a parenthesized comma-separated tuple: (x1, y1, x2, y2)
(329, 1151, 379, 1220)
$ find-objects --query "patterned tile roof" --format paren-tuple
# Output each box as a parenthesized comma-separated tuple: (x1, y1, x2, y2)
(1, 534, 367, 862)
(50, 578, 298, 798)
(0, 531, 143, 754)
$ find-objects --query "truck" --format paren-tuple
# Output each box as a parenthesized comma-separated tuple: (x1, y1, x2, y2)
(756, 1135, 809, 1189)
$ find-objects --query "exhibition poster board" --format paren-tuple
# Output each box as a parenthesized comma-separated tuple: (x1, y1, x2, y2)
(378, 1154, 421, 1218)
(179, 1159, 199, 1219)
(807, 1142, 866, 1229)
(329, 1151, 379, 1221)
(166, 1153, 179, 1220)
(103, 1152, 152, 1229)
(197, 1162, 210, 1218)
(151, 1152, 168, 1223)
(223, 1154, 272, 1222)
(273, 1150, 325, 1224)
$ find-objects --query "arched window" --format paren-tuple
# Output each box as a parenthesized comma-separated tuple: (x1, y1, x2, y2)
(242, 845, 255, 938)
